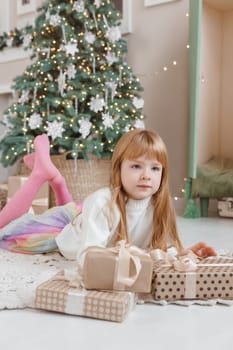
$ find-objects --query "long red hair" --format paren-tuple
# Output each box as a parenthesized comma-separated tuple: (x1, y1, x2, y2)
(110, 129, 183, 251)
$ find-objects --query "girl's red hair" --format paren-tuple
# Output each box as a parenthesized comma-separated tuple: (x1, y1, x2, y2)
(110, 129, 183, 251)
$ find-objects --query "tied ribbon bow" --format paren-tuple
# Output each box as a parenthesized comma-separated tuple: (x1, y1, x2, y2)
(53, 266, 85, 289)
(113, 240, 143, 290)
(150, 249, 199, 272)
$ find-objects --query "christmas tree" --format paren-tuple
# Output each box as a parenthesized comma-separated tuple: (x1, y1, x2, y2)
(0, 0, 145, 167)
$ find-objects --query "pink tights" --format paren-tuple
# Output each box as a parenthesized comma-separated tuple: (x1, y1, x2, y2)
(0, 134, 73, 228)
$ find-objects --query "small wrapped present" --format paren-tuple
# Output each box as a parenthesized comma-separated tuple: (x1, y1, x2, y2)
(152, 251, 233, 301)
(7, 176, 48, 214)
(34, 271, 136, 322)
(83, 240, 153, 293)
(218, 198, 233, 218)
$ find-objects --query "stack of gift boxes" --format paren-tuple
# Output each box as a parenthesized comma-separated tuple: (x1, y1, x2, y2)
(34, 243, 153, 322)
(33, 244, 233, 322)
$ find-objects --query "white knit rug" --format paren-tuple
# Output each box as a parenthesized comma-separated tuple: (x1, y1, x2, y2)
(0, 248, 77, 309)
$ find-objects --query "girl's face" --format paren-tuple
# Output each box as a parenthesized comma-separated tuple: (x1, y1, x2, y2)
(120, 155, 163, 200)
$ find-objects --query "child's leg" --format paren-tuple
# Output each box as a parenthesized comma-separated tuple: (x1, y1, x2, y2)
(0, 134, 72, 228)
(24, 153, 73, 206)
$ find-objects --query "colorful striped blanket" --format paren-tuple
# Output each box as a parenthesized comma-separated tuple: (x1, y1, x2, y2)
(0, 202, 81, 254)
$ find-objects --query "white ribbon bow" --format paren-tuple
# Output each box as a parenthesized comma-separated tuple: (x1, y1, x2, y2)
(113, 240, 142, 289)
(150, 249, 199, 272)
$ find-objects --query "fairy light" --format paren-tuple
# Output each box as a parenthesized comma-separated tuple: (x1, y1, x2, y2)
(201, 75, 205, 83)
(0, 1, 147, 166)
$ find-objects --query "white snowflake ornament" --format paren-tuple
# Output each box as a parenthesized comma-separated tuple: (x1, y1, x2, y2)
(133, 97, 144, 109)
(22, 34, 32, 48)
(73, 0, 85, 13)
(107, 26, 121, 43)
(47, 120, 65, 140)
(49, 14, 61, 26)
(28, 113, 42, 130)
(79, 119, 92, 138)
(134, 119, 145, 129)
(106, 51, 118, 65)
(102, 112, 114, 129)
(90, 96, 105, 113)
(84, 31, 96, 44)
(66, 64, 76, 80)
(63, 42, 79, 56)
(18, 90, 29, 104)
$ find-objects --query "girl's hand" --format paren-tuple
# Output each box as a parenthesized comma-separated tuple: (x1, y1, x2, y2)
(188, 241, 217, 258)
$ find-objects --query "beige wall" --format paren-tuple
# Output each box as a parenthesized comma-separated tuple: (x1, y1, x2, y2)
(0, 0, 190, 199)
(126, 0, 189, 197)
(198, 2, 233, 165)
(221, 10, 233, 158)
(198, 2, 222, 164)
(0, 55, 30, 89)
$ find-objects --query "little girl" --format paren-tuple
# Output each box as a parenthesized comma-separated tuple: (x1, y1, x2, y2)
(0, 129, 216, 259)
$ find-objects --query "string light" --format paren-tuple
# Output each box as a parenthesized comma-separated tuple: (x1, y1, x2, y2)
(0, 0, 146, 165)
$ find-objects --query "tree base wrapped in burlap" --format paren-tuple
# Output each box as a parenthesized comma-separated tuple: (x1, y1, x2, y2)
(0, 184, 8, 209)
(19, 154, 111, 207)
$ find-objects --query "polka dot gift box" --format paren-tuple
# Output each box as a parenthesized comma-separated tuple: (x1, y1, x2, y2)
(152, 257, 233, 301)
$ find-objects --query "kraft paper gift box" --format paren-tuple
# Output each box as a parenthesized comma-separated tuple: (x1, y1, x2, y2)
(34, 273, 136, 322)
(152, 256, 233, 301)
(83, 241, 153, 293)
(7, 176, 48, 214)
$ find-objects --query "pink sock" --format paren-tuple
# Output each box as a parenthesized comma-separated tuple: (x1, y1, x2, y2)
(0, 135, 47, 227)
(23, 153, 34, 170)
(50, 176, 73, 206)
(24, 143, 73, 206)
(0, 134, 72, 228)
(0, 174, 44, 228)
(31, 134, 60, 181)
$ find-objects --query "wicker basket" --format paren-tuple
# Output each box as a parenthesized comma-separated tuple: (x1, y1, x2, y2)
(19, 154, 111, 207)
(0, 184, 8, 209)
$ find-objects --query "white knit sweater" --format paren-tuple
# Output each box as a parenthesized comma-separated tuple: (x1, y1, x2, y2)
(55, 187, 154, 260)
